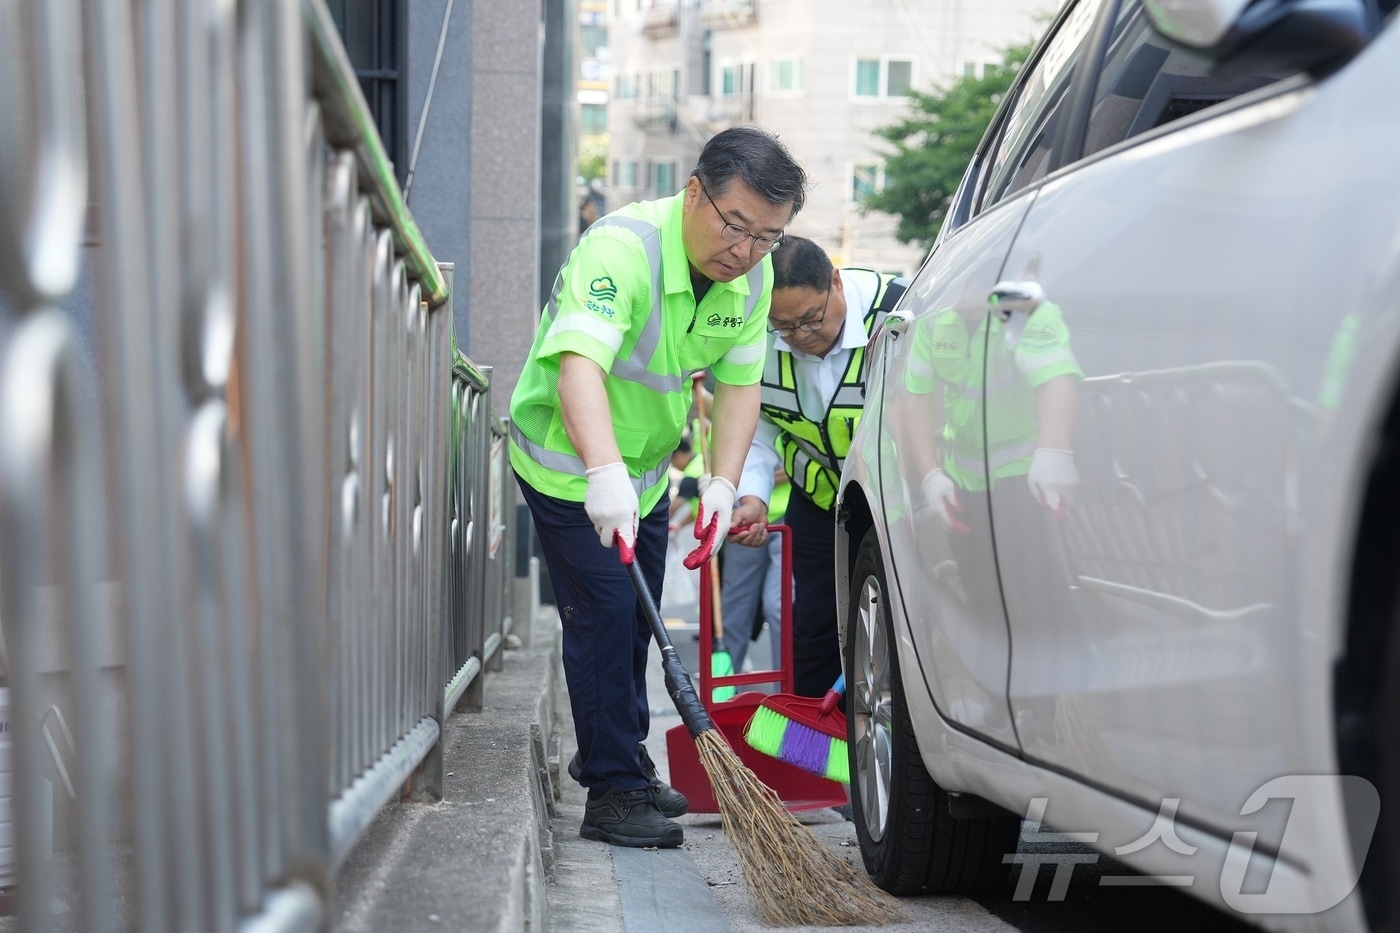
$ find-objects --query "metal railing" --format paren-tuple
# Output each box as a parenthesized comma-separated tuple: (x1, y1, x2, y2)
(0, 1, 515, 930)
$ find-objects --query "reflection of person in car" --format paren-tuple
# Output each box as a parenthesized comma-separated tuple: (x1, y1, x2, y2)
(911, 275, 1082, 525)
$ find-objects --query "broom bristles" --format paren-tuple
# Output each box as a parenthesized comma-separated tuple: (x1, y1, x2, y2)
(694, 728, 909, 926)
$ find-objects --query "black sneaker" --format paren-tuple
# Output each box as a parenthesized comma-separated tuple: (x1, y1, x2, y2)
(581, 787, 684, 848)
(569, 743, 690, 818)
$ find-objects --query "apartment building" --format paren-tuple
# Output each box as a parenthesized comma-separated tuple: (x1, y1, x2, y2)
(605, 0, 1059, 275)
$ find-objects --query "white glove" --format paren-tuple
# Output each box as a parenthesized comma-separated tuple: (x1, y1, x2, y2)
(921, 468, 967, 532)
(684, 475, 736, 568)
(1027, 448, 1078, 513)
(584, 462, 638, 549)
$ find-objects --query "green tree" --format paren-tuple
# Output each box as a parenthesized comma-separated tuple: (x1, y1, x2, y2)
(865, 44, 1030, 249)
(578, 133, 609, 184)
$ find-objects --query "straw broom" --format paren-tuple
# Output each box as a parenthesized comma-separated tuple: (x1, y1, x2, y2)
(623, 553, 908, 926)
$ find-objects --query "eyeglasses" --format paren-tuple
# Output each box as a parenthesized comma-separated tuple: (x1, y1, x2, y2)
(767, 282, 832, 337)
(700, 181, 783, 254)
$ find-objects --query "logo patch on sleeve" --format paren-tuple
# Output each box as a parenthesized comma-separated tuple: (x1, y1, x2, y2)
(589, 276, 618, 301)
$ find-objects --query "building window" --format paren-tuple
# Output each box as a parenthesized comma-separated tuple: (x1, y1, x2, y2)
(771, 58, 804, 93)
(616, 73, 640, 100)
(654, 161, 677, 196)
(886, 59, 912, 97)
(581, 24, 608, 56)
(719, 62, 754, 99)
(959, 57, 1000, 80)
(851, 162, 884, 203)
(721, 64, 740, 98)
(328, 0, 405, 182)
(647, 68, 677, 101)
(617, 159, 639, 189)
(581, 103, 607, 135)
(854, 59, 880, 97)
(854, 56, 914, 99)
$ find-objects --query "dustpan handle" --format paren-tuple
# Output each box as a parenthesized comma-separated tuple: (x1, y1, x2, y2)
(625, 551, 716, 738)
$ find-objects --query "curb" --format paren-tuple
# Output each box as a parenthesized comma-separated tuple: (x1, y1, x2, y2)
(333, 613, 562, 932)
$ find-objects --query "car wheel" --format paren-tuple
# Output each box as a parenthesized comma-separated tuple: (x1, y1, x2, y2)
(845, 527, 1019, 894)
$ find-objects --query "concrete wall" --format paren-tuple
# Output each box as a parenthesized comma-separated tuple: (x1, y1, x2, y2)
(404, 0, 476, 350)
(467, 0, 545, 400)
(404, 0, 551, 404)
(541, 0, 580, 318)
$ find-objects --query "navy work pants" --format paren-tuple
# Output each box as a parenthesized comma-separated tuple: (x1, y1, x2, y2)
(785, 487, 843, 698)
(517, 473, 669, 795)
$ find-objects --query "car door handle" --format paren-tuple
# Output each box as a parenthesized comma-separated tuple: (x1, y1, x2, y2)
(882, 309, 913, 336)
(988, 280, 1045, 321)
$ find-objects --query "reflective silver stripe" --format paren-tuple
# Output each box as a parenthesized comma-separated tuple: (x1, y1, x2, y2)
(786, 432, 840, 474)
(761, 349, 789, 387)
(1015, 346, 1077, 374)
(510, 422, 588, 476)
(906, 354, 935, 382)
(790, 446, 841, 485)
(510, 423, 669, 493)
(831, 384, 865, 408)
(638, 459, 672, 490)
(723, 341, 764, 367)
(551, 314, 625, 353)
(611, 357, 680, 393)
(589, 215, 666, 374)
(542, 267, 565, 325)
(743, 263, 764, 317)
(950, 439, 1036, 478)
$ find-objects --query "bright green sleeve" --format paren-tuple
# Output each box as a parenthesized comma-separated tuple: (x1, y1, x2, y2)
(536, 227, 651, 374)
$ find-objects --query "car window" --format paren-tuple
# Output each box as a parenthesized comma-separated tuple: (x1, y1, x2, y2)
(1081, 1, 1302, 158)
(981, 0, 1108, 211)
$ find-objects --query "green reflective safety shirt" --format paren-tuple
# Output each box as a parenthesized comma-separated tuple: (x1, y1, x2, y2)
(510, 192, 772, 513)
(760, 270, 904, 511)
(680, 446, 706, 510)
(907, 302, 1082, 492)
(767, 480, 790, 523)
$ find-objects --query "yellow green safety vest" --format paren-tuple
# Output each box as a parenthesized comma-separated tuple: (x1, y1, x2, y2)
(509, 192, 771, 513)
(767, 480, 790, 522)
(760, 271, 906, 511)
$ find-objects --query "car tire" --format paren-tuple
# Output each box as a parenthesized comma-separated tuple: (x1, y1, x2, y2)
(845, 526, 1019, 895)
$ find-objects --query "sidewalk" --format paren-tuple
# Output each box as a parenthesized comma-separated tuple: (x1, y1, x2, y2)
(330, 583, 925, 933)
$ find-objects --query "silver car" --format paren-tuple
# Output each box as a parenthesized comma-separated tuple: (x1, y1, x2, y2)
(835, 0, 1400, 929)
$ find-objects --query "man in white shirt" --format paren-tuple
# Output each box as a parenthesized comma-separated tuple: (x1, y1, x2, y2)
(728, 237, 906, 697)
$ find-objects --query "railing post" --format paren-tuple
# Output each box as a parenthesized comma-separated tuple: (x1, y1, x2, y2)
(407, 262, 455, 803)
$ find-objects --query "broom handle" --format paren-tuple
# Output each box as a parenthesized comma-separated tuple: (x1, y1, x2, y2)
(623, 545, 716, 737)
(692, 373, 726, 643)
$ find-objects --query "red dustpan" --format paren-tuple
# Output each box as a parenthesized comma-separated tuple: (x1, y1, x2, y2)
(664, 526, 846, 813)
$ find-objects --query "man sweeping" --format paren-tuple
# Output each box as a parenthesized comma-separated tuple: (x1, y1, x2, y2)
(510, 126, 808, 848)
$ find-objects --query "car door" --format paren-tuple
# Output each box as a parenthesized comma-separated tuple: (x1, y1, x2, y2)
(988, 0, 1338, 832)
(872, 0, 1108, 749)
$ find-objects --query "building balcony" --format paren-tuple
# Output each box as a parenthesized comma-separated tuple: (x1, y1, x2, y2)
(699, 0, 756, 29)
(707, 94, 754, 125)
(642, 7, 680, 38)
(632, 97, 678, 134)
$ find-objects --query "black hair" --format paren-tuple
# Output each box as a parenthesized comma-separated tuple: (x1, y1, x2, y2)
(692, 125, 808, 218)
(769, 235, 832, 293)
